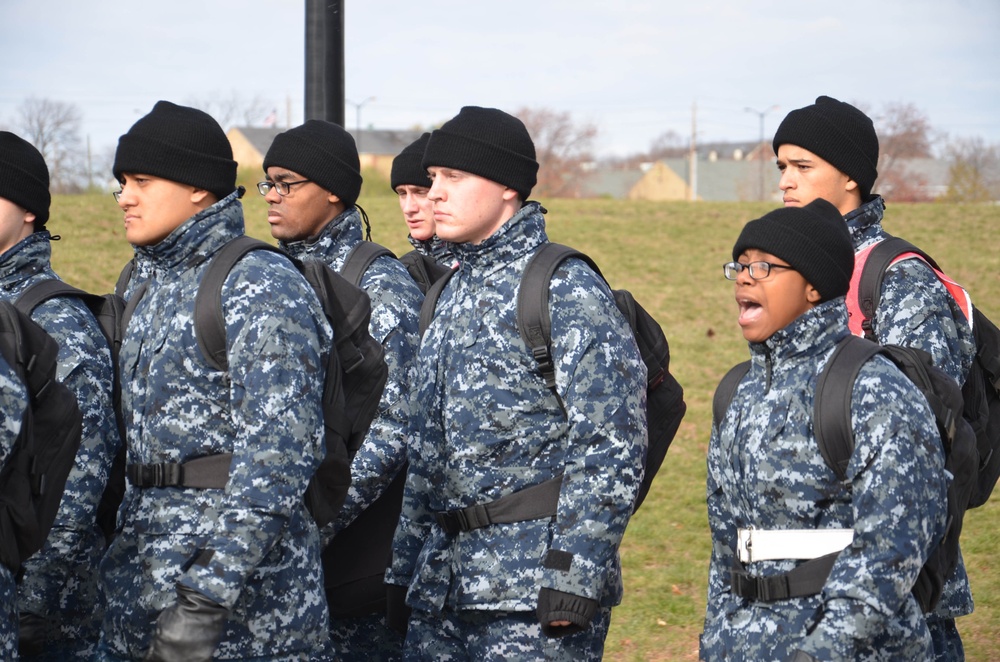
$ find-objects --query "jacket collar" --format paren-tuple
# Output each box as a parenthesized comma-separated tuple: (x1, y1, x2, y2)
(748, 297, 851, 368)
(450, 202, 547, 277)
(137, 190, 246, 275)
(280, 206, 361, 265)
(844, 195, 886, 250)
(0, 231, 52, 293)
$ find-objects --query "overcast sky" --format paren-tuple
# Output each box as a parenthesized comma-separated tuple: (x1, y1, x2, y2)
(2, 0, 997, 161)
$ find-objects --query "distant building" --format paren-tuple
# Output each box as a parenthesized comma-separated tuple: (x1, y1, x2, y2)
(227, 126, 425, 180)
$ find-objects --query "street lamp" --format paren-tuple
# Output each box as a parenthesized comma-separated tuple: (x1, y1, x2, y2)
(347, 96, 376, 154)
(745, 105, 779, 200)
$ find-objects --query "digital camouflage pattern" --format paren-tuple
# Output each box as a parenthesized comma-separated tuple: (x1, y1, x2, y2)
(387, 203, 646, 648)
(0, 351, 25, 656)
(0, 231, 121, 659)
(404, 604, 612, 661)
(846, 196, 977, 643)
(281, 205, 422, 660)
(702, 299, 947, 661)
(97, 193, 334, 660)
(408, 234, 456, 267)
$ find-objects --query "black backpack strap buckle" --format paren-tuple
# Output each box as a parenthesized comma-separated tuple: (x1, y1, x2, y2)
(126, 462, 182, 488)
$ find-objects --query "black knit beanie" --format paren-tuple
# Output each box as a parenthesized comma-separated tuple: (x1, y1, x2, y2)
(263, 120, 362, 208)
(422, 106, 538, 200)
(0, 131, 50, 224)
(732, 198, 854, 302)
(772, 96, 879, 198)
(390, 132, 431, 191)
(113, 101, 237, 201)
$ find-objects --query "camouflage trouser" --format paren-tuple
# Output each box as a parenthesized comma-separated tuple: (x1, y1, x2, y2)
(330, 612, 403, 661)
(403, 605, 611, 661)
(926, 615, 965, 662)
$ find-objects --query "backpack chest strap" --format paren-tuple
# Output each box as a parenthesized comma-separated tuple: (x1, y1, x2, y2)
(433, 475, 562, 534)
(126, 454, 233, 489)
(729, 552, 839, 602)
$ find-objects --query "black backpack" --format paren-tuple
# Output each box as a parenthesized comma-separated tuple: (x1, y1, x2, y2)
(341, 239, 454, 297)
(854, 236, 1000, 508)
(713, 336, 978, 613)
(398, 250, 454, 295)
(0, 301, 83, 573)
(321, 240, 413, 617)
(16, 280, 128, 543)
(188, 236, 388, 528)
(419, 242, 686, 512)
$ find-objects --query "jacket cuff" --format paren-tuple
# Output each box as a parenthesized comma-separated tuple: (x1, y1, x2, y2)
(536, 587, 598, 638)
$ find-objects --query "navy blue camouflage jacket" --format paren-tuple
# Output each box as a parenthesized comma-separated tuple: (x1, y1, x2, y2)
(703, 299, 947, 661)
(0, 231, 121, 647)
(0, 352, 26, 656)
(846, 195, 976, 618)
(281, 206, 423, 540)
(98, 194, 334, 659)
(386, 202, 647, 615)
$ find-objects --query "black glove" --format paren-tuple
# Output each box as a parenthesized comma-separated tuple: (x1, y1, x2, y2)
(18, 611, 54, 656)
(144, 584, 228, 662)
(385, 584, 412, 636)
(788, 650, 821, 662)
(536, 587, 598, 638)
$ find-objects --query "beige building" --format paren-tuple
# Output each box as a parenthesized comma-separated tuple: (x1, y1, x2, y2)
(227, 126, 425, 180)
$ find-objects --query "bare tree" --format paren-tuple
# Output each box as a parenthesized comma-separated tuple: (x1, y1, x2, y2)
(872, 102, 935, 200)
(184, 91, 276, 131)
(940, 137, 1000, 202)
(14, 97, 86, 193)
(514, 107, 598, 198)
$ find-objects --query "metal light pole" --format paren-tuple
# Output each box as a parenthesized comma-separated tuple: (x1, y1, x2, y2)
(745, 105, 779, 200)
(347, 96, 375, 154)
(304, 0, 345, 126)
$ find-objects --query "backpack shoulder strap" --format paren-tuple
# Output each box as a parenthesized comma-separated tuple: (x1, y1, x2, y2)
(712, 361, 752, 430)
(341, 241, 396, 288)
(15, 279, 93, 316)
(814, 335, 884, 480)
(517, 243, 603, 391)
(194, 236, 282, 372)
(114, 260, 136, 298)
(857, 236, 933, 339)
(399, 250, 454, 294)
(418, 267, 457, 337)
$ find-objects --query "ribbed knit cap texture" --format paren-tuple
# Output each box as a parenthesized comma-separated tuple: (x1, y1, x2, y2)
(772, 96, 879, 198)
(390, 132, 432, 191)
(422, 106, 538, 200)
(113, 101, 237, 201)
(733, 198, 854, 302)
(263, 120, 362, 208)
(0, 131, 50, 224)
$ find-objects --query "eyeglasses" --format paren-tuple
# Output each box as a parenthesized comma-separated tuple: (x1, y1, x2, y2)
(257, 179, 310, 196)
(112, 190, 124, 203)
(723, 261, 797, 280)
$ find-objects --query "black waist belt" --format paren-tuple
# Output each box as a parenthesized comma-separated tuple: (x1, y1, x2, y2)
(126, 454, 234, 489)
(729, 552, 838, 602)
(434, 475, 563, 534)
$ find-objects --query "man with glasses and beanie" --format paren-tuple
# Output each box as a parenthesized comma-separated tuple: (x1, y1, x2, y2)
(773, 96, 976, 660)
(259, 119, 422, 661)
(384, 106, 647, 660)
(0, 131, 121, 660)
(703, 199, 947, 661)
(96, 101, 334, 661)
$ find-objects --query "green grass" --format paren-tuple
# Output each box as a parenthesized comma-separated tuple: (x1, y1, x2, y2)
(48, 193, 1000, 660)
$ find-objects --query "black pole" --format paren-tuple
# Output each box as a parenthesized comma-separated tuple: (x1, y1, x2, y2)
(304, 0, 345, 126)
(326, 1, 345, 127)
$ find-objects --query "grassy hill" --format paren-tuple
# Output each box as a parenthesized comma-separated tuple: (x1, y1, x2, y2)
(49, 192, 1000, 660)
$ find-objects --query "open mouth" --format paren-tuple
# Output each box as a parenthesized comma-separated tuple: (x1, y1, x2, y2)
(738, 299, 763, 326)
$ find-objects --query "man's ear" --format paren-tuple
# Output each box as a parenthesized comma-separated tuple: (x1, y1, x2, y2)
(327, 191, 343, 205)
(502, 187, 519, 202)
(806, 284, 823, 304)
(190, 188, 213, 206)
(23, 210, 36, 226)
(844, 178, 859, 193)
